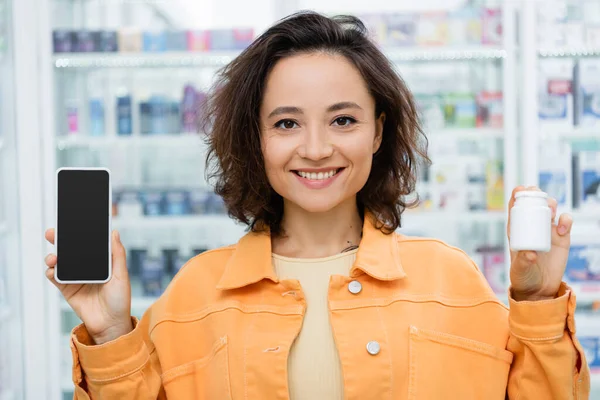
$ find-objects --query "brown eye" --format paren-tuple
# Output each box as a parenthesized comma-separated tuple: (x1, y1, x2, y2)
(275, 119, 299, 130)
(333, 117, 356, 127)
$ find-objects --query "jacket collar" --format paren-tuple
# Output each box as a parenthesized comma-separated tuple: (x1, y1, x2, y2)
(216, 212, 406, 290)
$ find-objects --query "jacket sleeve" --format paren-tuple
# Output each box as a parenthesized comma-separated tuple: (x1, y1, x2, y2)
(69, 308, 166, 399)
(506, 282, 590, 399)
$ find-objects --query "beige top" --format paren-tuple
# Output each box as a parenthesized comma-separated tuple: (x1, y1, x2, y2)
(272, 249, 358, 400)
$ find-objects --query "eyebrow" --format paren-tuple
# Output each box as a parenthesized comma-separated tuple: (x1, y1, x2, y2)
(267, 101, 363, 119)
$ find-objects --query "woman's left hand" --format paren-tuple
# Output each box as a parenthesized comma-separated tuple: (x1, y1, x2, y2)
(507, 186, 573, 302)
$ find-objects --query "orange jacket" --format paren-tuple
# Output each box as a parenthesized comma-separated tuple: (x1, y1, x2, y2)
(69, 215, 590, 399)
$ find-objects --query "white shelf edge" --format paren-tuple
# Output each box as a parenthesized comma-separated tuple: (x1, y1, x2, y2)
(542, 127, 600, 140)
(53, 51, 239, 69)
(538, 47, 600, 57)
(384, 46, 507, 61)
(52, 47, 507, 69)
(402, 210, 505, 222)
(0, 304, 11, 323)
(426, 128, 504, 140)
(56, 133, 205, 149)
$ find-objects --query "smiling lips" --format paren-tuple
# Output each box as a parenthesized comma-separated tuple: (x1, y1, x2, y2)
(292, 168, 344, 189)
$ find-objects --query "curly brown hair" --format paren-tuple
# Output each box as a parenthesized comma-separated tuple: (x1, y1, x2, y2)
(203, 10, 429, 236)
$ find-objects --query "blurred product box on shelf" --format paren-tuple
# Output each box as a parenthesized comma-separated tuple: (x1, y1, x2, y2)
(574, 59, 600, 127)
(565, 225, 600, 291)
(359, 6, 500, 48)
(209, 28, 255, 51)
(142, 31, 167, 52)
(118, 28, 143, 53)
(476, 91, 503, 128)
(538, 0, 600, 48)
(60, 82, 206, 137)
(166, 31, 188, 52)
(574, 151, 600, 209)
(478, 246, 505, 294)
(580, 336, 600, 372)
(482, 8, 502, 45)
(113, 188, 227, 217)
(416, 12, 448, 46)
(53, 30, 74, 53)
(116, 91, 133, 136)
(53, 28, 255, 54)
(140, 248, 164, 297)
(485, 160, 504, 211)
(539, 143, 573, 210)
(448, 7, 482, 45)
(415, 93, 445, 129)
(53, 30, 119, 53)
(89, 98, 105, 136)
(187, 30, 210, 52)
(443, 93, 476, 128)
(385, 14, 416, 46)
(74, 30, 96, 53)
(538, 59, 574, 129)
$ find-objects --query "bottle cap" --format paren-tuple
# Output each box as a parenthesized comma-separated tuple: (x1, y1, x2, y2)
(515, 191, 548, 199)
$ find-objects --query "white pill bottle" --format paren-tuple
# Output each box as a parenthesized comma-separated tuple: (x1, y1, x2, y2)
(510, 191, 552, 252)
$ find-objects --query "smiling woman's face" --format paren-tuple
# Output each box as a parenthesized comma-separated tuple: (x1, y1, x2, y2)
(260, 52, 384, 214)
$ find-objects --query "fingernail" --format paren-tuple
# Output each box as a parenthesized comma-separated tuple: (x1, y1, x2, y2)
(526, 252, 536, 261)
(114, 230, 120, 242)
(558, 225, 567, 235)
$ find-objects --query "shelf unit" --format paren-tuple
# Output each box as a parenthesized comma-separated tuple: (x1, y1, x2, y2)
(56, 133, 205, 150)
(0, 390, 15, 400)
(0, 305, 10, 323)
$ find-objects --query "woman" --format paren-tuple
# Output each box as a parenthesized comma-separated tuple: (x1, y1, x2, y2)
(44, 11, 590, 399)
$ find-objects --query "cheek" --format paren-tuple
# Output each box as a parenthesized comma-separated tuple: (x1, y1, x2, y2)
(261, 137, 292, 179)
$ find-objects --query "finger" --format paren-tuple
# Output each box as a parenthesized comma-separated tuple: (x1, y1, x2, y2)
(556, 213, 573, 237)
(45, 228, 55, 245)
(45, 267, 65, 291)
(111, 230, 129, 281)
(45, 253, 57, 268)
(548, 197, 558, 222)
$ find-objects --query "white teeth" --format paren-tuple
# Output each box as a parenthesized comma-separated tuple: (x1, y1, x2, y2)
(297, 169, 338, 180)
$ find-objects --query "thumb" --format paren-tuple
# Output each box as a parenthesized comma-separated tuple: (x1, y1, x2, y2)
(111, 230, 129, 281)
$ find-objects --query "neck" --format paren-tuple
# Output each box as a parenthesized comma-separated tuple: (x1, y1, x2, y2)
(272, 198, 363, 258)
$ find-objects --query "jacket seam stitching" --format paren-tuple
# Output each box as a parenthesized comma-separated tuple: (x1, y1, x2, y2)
(86, 352, 151, 383)
(509, 332, 564, 342)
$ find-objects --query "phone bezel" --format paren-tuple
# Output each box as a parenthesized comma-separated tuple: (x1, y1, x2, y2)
(55, 167, 112, 284)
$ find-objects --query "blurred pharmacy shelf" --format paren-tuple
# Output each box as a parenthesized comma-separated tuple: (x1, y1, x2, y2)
(403, 210, 505, 223)
(538, 48, 600, 58)
(0, 223, 7, 235)
(543, 127, 600, 140)
(56, 133, 205, 150)
(53, 46, 507, 70)
(0, 305, 10, 323)
(112, 215, 246, 232)
(426, 128, 504, 140)
(384, 46, 506, 62)
(53, 51, 238, 69)
(0, 390, 15, 400)
(0, 137, 4, 152)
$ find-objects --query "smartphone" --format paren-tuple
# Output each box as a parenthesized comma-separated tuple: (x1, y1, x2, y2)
(55, 167, 112, 284)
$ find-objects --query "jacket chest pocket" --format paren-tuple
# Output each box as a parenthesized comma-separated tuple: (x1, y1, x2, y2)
(161, 336, 232, 400)
(408, 326, 513, 400)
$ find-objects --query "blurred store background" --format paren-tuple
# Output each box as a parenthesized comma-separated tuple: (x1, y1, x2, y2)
(0, 0, 599, 398)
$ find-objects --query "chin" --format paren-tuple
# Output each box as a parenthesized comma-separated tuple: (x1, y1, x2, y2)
(288, 195, 346, 214)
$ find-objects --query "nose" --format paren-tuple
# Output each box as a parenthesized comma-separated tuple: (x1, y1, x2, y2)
(298, 124, 333, 161)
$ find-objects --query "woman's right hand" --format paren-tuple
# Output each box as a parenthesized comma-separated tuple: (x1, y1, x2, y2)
(44, 229, 133, 345)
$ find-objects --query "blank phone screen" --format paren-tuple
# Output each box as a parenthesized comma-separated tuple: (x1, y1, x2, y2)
(57, 169, 110, 282)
